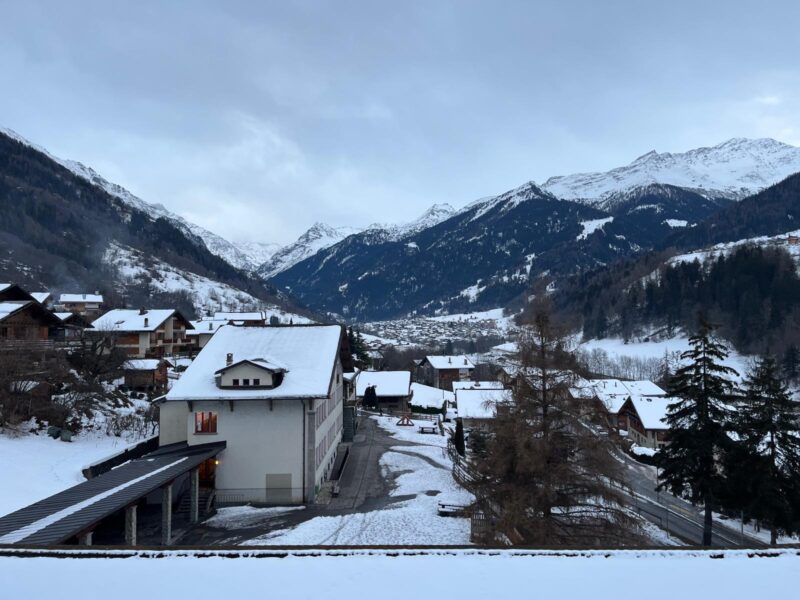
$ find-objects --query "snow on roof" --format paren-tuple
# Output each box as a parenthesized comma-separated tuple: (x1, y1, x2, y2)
(214, 311, 266, 322)
(629, 396, 674, 430)
(490, 342, 518, 354)
(343, 368, 361, 383)
(0, 283, 10, 292)
(356, 371, 411, 397)
(456, 388, 512, 419)
(30, 292, 51, 304)
(166, 325, 342, 401)
(215, 356, 289, 374)
(588, 379, 631, 414)
(424, 355, 475, 370)
(624, 380, 666, 397)
(53, 312, 75, 321)
(59, 293, 103, 303)
(186, 320, 227, 335)
(410, 382, 454, 408)
(124, 359, 163, 371)
(451, 380, 505, 392)
(0, 301, 28, 320)
(92, 309, 176, 332)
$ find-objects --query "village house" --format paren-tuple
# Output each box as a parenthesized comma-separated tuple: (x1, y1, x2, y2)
(159, 324, 351, 505)
(0, 301, 62, 346)
(186, 319, 227, 351)
(356, 370, 412, 413)
(214, 311, 269, 326)
(57, 293, 104, 317)
(0, 283, 38, 303)
(455, 388, 512, 430)
(123, 358, 169, 392)
(419, 355, 475, 390)
(51, 311, 90, 341)
(618, 395, 672, 450)
(409, 382, 454, 413)
(91, 308, 194, 358)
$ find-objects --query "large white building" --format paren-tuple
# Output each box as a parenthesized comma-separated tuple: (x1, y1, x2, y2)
(159, 324, 348, 505)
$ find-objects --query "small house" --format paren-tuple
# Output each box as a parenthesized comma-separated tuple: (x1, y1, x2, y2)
(419, 355, 475, 390)
(123, 358, 169, 391)
(91, 308, 194, 358)
(409, 382, 454, 414)
(0, 301, 62, 346)
(619, 395, 672, 450)
(58, 293, 104, 317)
(455, 388, 512, 429)
(355, 371, 412, 413)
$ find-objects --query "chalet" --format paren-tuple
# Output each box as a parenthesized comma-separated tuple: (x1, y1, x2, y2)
(57, 293, 104, 317)
(409, 382, 453, 413)
(91, 308, 194, 358)
(186, 319, 227, 351)
(619, 395, 672, 449)
(455, 388, 512, 429)
(570, 378, 634, 430)
(0, 301, 62, 346)
(0, 283, 37, 303)
(356, 371, 412, 413)
(159, 324, 350, 505)
(51, 311, 90, 341)
(419, 355, 475, 390)
(123, 358, 169, 391)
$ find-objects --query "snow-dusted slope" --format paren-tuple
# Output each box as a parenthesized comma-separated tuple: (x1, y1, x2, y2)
(257, 223, 361, 279)
(541, 138, 800, 206)
(232, 241, 282, 268)
(104, 242, 308, 320)
(0, 127, 267, 272)
(364, 203, 457, 241)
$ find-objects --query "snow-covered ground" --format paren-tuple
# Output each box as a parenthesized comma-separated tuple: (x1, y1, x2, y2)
(241, 416, 472, 546)
(104, 242, 309, 322)
(1, 549, 796, 599)
(667, 229, 800, 268)
(0, 430, 145, 517)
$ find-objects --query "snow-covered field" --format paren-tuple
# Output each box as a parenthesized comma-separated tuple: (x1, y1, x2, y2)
(667, 230, 800, 268)
(0, 431, 144, 517)
(239, 416, 472, 546)
(0, 549, 796, 600)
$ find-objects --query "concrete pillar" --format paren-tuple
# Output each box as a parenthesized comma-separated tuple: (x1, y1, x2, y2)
(305, 404, 317, 504)
(125, 505, 137, 546)
(161, 483, 173, 546)
(190, 467, 200, 524)
(78, 531, 93, 546)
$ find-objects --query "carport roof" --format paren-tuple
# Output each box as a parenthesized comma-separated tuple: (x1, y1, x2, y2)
(0, 441, 225, 546)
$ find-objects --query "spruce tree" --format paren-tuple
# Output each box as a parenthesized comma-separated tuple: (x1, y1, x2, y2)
(656, 320, 738, 546)
(730, 356, 800, 545)
(454, 418, 466, 457)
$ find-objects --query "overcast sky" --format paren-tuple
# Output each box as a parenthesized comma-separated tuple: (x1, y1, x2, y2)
(2, 1, 799, 244)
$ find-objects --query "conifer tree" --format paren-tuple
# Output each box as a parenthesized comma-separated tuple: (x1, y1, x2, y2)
(730, 356, 800, 545)
(454, 418, 466, 457)
(656, 320, 738, 546)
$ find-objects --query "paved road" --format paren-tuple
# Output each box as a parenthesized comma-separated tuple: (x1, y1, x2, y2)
(619, 451, 765, 548)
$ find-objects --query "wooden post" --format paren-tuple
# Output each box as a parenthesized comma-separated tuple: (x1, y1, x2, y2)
(161, 483, 173, 545)
(125, 504, 137, 546)
(190, 467, 200, 524)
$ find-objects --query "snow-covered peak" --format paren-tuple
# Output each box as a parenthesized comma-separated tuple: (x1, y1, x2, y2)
(540, 137, 800, 205)
(1, 126, 269, 272)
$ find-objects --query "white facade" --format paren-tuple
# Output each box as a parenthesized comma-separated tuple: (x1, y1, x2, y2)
(159, 325, 346, 505)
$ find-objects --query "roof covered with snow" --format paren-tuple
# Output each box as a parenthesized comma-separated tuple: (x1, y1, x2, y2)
(624, 380, 666, 397)
(0, 301, 28, 320)
(187, 319, 227, 335)
(629, 396, 673, 430)
(124, 359, 163, 371)
(59, 293, 103, 303)
(166, 325, 342, 401)
(424, 355, 475, 370)
(91, 309, 179, 332)
(451, 380, 505, 392)
(356, 371, 411, 398)
(215, 356, 289, 375)
(571, 379, 668, 415)
(456, 388, 512, 419)
(410, 382, 454, 408)
(30, 292, 51, 304)
(214, 311, 266, 322)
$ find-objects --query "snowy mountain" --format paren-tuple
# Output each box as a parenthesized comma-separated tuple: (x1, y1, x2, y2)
(256, 222, 362, 279)
(540, 137, 800, 208)
(0, 127, 269, 272)
(231, 241, 282, 269)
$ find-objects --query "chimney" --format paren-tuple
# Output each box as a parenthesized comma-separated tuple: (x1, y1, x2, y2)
(464, 358, 468, 365)
(144, 317, 149, 328)
(139, 307, 147, 315)
(208, 323, 213, 331)
(448, 357, 452, 364)
(226, 353, 233, 365)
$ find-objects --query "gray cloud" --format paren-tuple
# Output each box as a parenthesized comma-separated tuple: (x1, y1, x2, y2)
(1, 0, 799, 243)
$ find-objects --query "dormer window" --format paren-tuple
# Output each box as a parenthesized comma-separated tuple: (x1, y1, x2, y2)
(243, 378, 250, 386)
(214, 356, 289, 390)
(233, 379, 240, 387)
(253, 378, 260, 386)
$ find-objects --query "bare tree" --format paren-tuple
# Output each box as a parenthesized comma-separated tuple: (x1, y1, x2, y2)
(470, 298, 643, 546)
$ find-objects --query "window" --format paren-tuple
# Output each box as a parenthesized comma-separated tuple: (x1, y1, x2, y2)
(232, 379, 240, 387)
(194, 411, 217, 434)
(253, 378, 261, 386)
(243, 378, 250, 386)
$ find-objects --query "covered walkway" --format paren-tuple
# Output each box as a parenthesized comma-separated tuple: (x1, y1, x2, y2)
(0, 441, 225, 546)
